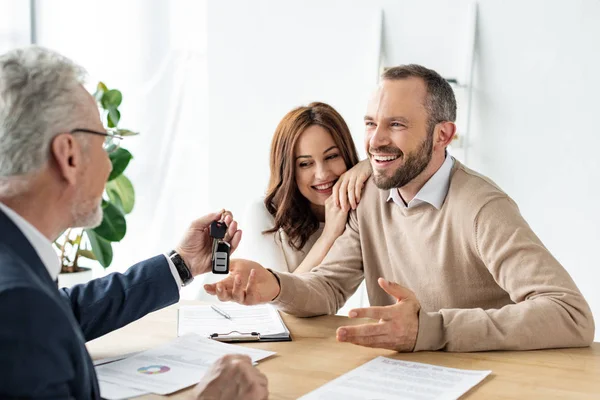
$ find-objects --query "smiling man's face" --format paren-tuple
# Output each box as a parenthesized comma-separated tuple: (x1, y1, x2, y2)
(364, 77, 434, 190)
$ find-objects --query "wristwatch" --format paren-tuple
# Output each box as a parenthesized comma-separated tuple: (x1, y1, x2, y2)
(168, 250, 194, 286)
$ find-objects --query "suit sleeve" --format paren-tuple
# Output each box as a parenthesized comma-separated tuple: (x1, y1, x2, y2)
(0, 288, 76, 399)
(60, 255, 180, 341)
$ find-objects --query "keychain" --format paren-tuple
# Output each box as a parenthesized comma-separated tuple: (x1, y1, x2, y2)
(209, 220, 230, 274)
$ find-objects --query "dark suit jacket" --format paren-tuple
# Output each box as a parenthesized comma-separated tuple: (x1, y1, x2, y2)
(0, 208, 180, 399)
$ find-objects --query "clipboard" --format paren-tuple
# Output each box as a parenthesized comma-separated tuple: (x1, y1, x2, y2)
(177, 304, 292, 343)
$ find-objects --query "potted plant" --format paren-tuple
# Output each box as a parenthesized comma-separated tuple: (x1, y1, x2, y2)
(54, 82, 138, 287)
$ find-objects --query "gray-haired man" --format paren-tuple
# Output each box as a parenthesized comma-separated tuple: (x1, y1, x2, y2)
(0, 46, 267, 399)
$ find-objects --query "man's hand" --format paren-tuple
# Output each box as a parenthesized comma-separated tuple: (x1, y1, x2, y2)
(204, 259, 280, 304)
(336, 278, 420, 352)
(176, 210, 242, 276)
(332, 159, 372, 211)
(193, 354, 268, 400)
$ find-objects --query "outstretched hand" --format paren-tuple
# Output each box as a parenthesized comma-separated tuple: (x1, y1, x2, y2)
(204, 259, 281, 305)
(336, 278, 420, 352)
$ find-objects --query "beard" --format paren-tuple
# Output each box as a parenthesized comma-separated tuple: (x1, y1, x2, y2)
(70, 192, 103, 228)
(371, 131, 434, 190)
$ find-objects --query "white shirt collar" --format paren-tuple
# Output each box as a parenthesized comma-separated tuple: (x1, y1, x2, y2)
(387, 155, 455, 210)
(0, 202, 61, 280)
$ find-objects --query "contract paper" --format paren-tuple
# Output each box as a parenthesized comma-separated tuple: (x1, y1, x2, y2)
(178, 303, 288, 338)
(98, 381, 148, 400)
(96, 333, 275, 395)
(299, 356, 491, 400)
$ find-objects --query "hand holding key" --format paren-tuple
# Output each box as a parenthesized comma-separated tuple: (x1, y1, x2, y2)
(175, 210, 241, 277)
(210, 221, 231, 274)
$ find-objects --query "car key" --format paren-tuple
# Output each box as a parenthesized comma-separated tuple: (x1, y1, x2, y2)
(210, 220, 230, 274)
(209, 220, 227, 239)
(212, 241, 231, 274)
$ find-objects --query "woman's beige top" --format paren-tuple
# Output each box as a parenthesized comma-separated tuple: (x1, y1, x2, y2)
(235, 199, 324, 273)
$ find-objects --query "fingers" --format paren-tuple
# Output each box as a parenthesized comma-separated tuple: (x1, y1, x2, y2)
(347, 176, 358, 209)
(221, 210, 233, 222)
(338, 177, 350, 211)
(224, 219, 238, 243)
(230, 230, 242, 253)
(354, 179, 364, 207)
(244, 269, 261, 304)
(332, 179, 341, 207)
(348, 305, 396, 320)
(192, 210, 224, 229)
(215, 279, 234, 302)
(204, 283, 217, 295)
(232, 274, 246, 303)
(377, 278, 415, 301)
(338, 331, 391, 348)
(337, 322, 386, 340)
(221, 353, 252, 364)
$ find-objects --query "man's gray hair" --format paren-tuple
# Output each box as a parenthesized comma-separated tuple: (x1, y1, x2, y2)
(381, 64, 457, 132)
(0, 46, 87, 182)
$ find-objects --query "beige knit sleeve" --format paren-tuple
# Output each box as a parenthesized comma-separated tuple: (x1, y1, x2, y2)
(415, 197, 595, 352)
(270, 210, 364, 317)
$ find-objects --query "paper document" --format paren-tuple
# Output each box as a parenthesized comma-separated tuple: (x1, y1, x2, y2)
(98, 380, 148, 400)
(299, 356, 491, 400)
(96, 333, 275, 395)
(178, 303, 290, 341)
(93, 351, 141, 366)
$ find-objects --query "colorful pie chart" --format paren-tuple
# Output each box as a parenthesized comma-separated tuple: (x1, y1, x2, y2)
(137, 365, 171, 375)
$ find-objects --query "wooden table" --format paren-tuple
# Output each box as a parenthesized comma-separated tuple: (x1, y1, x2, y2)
(87, 301, 600, 399)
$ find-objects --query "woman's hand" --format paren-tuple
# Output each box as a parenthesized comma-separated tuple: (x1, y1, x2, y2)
(323, 195, 348, 240)
(332, 159, 372, 211)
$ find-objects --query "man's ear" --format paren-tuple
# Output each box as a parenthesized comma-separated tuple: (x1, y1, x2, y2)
(50, 133, 81, 185)
(434, 121, 457, 149)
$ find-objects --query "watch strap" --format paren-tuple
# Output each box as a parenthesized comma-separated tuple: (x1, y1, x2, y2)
(168, 250, 194, 286)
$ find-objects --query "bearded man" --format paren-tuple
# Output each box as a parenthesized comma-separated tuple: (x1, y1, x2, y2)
(205, 64, 594, 353)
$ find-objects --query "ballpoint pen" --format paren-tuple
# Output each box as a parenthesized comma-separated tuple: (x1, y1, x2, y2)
(211, 305, 232, 320)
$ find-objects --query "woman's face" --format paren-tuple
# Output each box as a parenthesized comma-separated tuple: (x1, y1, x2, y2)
(294, 125, 348, 206)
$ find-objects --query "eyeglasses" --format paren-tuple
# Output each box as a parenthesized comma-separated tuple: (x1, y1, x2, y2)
(70, 128, 124, 153)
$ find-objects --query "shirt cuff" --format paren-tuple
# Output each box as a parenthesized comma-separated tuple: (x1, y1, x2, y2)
(163, 253, 183, 289)
(413, 310, 444, 352)
(268, 269, 298, 306)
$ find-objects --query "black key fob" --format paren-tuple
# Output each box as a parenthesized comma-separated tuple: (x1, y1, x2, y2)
(209, 220, 227, 239)
(212, 241, 230, 274)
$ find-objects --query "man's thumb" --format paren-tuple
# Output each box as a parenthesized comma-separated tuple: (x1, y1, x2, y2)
(378, 277, 412, 301)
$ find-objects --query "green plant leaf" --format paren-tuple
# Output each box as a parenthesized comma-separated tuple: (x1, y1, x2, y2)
(78, 249, 97, 260)
(93, 202, 127, 241)
(107, 108, 121, 128)
(108, 148, 132, 181)
(115, 128, 139, 137)
(93, 82, 108, 102)
(101, 89, 122, 109)
(85, 229, 113, 268)
(106, 174, 135, 214)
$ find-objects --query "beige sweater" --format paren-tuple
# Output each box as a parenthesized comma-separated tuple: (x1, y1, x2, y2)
(272, 161, 595, 352)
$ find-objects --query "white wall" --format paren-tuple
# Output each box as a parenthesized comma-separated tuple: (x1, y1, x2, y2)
(207, 0, 600, 338)
(0, 0, 31, 52)
(206, 0, 474, 214)
(469, 0, 600, 340)
(35, 1, 211, 300)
